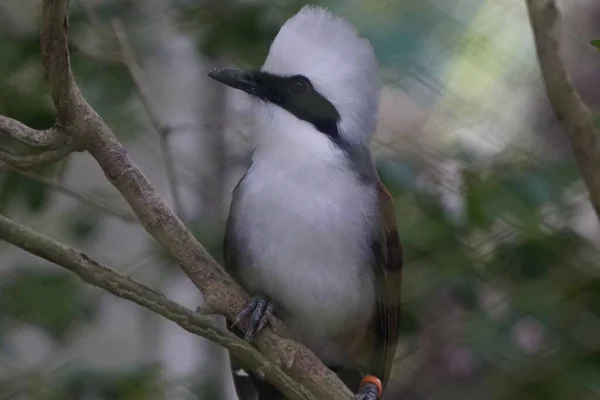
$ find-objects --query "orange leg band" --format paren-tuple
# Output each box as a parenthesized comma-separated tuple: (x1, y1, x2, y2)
(359, 375, 383, 397)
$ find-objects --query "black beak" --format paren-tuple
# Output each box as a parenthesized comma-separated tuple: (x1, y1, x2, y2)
(208, 68, 262, 97)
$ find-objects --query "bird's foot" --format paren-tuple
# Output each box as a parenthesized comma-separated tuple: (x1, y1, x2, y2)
(231, 295, 275, 342)
(354, 376, 382, 400)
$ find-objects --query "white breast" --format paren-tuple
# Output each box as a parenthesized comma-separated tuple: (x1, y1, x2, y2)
(231, 108, 377, 364)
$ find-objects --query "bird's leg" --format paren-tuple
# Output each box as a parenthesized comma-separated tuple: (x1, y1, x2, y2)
(231, 295, 275, 341)
(354, 376, 382, 400)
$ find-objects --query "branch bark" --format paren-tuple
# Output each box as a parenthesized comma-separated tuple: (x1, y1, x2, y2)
(0, 214, 313, 400)
(525, 0, 600, 222)
(0, 139, 81, 170)
(0, 0, 353, 398)
(0, 117, 67, 149)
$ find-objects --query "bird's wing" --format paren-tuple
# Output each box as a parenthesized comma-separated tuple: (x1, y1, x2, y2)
(223, 172, 249, 281)
(366, 181, 403, 387)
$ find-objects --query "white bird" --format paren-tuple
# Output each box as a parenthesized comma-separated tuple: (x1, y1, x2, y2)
(209, 5, 403, 400)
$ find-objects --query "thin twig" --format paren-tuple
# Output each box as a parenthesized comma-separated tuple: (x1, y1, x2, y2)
(0, 141, 82, 170)
(0, 214, 315, 400)
(81, 0, 120, 42)
(71, 1, 123, 63)
(525, 0, 600, 223)
(0, 116, 68, 149)
(6, 166, 138, 224)
(111, 19, 187, 222)
(70, 39, 123, 63)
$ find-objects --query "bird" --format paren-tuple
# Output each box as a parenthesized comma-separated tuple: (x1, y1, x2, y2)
(208, 5, 403, 400)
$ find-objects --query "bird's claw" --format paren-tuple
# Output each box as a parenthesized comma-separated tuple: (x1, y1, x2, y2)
(354, 383, 380, 400)
(231, 296, 274, 341)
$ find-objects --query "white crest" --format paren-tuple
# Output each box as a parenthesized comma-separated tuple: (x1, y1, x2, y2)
(261, 5, 380, 145)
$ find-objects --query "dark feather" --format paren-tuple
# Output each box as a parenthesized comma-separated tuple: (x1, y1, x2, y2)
(366, 181, 403, 387)
(223, 172, 248, 282)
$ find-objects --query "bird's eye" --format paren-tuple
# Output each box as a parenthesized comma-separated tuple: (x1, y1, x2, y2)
(288, 78, 309, 96)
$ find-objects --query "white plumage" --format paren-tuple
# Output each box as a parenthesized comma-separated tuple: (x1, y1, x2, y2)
(227, 5, 381, 366)
(261, 5, 380, 146)
(233, 111, 377, 364)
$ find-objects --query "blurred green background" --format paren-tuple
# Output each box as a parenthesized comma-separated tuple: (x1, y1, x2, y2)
(1, 0, 600, 399)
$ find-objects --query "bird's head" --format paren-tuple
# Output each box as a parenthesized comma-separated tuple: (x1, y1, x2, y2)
(209, 6, 379, 153)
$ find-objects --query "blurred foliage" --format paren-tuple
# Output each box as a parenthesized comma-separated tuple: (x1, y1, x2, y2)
(378, 154, 600, 398)
(592, 39, 600, 50)
(0, 169, 49, 214)
(0, 365, 166, 400)
(54, 365, 166, 400)
(0, 164, 64, 214)
(0, 269, 98, 342)
(63, 204, 104, 245)
(178, 0, 327, 67)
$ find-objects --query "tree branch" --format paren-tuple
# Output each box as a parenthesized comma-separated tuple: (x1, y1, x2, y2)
(0, 0, 354, 398)
(525, 0, 600, 222)
(0, 140, 81, 170)
(0, 214, 314, 400)
(0, 115, 80, 170)
(0, 116, 67, 149)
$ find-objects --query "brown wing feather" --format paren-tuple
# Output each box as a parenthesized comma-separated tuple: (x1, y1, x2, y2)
(366, 180, 403, 387)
